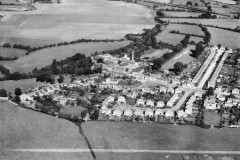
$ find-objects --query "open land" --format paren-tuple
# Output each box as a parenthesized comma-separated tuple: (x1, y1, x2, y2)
(207, 27, 240, 49)
(162, 11, 203, 17)
(0, 0, 155, 47)
(1, 102, 240, 160)
(213, 0, 237, 4)
(161, 45, 195, 71)
(141, 48, 172, 59)
(3, 41, 130, 73)
(0, 47, 26, 58)
(164, 18, 240, 29)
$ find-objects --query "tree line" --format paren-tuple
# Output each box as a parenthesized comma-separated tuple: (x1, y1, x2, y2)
(2, 38, 125, 55)
(0, 56, 18, 61)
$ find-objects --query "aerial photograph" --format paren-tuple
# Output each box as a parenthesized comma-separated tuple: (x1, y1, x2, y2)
(0, 0, 240, 159)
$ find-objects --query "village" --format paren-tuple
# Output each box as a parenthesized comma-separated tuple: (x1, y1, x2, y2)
(7, 44, 239, 128)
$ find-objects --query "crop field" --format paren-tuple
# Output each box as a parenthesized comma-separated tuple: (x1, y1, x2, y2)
(162, 11, 202, 17)
(171, 0, 205, 6)
(164, 18, 239, 29)
(211, 7, 238, 16)
(156, 32, 185, 45)
(207, 27, 240, 49)
(0, 47, 26, 58)
(3, 41, 130, 73)
(0, 0, 155, 47)
(0, 78, 42, 93)
(161, 45, 195, 71)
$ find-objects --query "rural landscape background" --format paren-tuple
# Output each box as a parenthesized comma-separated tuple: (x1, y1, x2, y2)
(0, 0, 240, 160)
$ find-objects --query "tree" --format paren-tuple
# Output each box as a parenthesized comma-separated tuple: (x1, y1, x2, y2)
(13, 96, 21, 104)
(97, 58, 104, 63)
(207, 6, 212, 11)
(207, 87, 214, 96)
(218, 44, 222, 49)
(58, 74, 64, 83)
(186, 1, 192, 6)
(173, 62, 184, 72)
(0, 89, 7, 97)
(14, 88, 22, 96)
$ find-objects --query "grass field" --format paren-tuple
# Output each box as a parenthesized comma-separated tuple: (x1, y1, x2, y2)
(0, 0, 19, 4)
(0, 0, 155, 47)
(141, 49, 172, 59)
(60, 106, 86, 118)
(3, 41, 130, 73)
(207, 27, 240, 49)
(0, 47, 26, 58)
(214, 0, 237, 4)
(0, 78, 42, 93)
(190, 36, 203, 43)
(164, 18, 239, 29)
(161, 45, 195, 71)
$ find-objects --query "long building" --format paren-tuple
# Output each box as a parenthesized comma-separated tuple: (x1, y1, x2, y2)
(192, 46, 218, 84)
(208, 50, 231, 88)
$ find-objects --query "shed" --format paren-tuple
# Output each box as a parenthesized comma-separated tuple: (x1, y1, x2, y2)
(156, 101, 165, 108)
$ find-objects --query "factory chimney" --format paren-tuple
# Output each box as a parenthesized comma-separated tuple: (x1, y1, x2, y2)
(132, 51, 134, 61)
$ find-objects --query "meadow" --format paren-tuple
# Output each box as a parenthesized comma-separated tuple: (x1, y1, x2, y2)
(3, 41, 130, 73)
(162, 11, 202, 17)
(0, 47, 26, 58)
(161, 45, 195, 71)
(0, 0, 155, 47)
(207, 27, 240, 49)
(163, 18, 239, 29)
(141, 49, 172, 59)
(214, 0, 237, 4)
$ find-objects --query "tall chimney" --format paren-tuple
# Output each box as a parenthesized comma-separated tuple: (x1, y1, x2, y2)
(132, 51, 134, 61)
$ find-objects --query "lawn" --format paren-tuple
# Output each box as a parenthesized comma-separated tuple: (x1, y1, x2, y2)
(141, 48, 172, 59)
(161, 45, 195, 71)
(163, 18, 239, 29)
(3, 41, 130, 73)
(0, 0, 155, 47)
(0, 78, 42, 93)
(0, 47, 26, 58)
(207, 27, 240, 49)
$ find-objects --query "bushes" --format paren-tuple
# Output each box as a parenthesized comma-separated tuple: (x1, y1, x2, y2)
(0, 89, 7, 97)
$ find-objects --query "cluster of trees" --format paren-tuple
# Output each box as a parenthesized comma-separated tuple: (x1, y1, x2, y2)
(199, 12, 217, 19)
(2, 38, 125, 55)
(199, 25, 211, 44)
(0, 65, 10, 76)
(0, 89, 7, 97)
(0, 56, 18, 61)
(152, 35, 190, 70)
(12, 88, 22, 104)
(190, 42, 205, 58)
(170, 62, 186, 75)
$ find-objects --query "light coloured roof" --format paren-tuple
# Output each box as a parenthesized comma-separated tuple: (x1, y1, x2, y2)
(155, 109, 164, 115)
(124, 109, 133, 116)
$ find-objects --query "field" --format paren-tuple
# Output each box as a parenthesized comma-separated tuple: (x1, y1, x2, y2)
(0, 0, 155, 47)
(171, 0, 205, 6)
(164, 18, 239, 29)
(207, 27, 240, 49)
(3, 41, 130, 73)
(0, 0, 19, 4)
(190, 36, 203, 43)
(60, 106, 86, 118)
(161, 45, 195, 71)
(0, 78, 42, 93)
(156, 24, 204, 45)
(214, 0, 237, 4)
(162, 11, 202, 17)
(2, 101, 240, 160)
(0, 47, 26, 58)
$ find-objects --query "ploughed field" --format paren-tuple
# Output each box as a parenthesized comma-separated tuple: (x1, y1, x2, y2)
(0, 0, 155, 47)
(2, 102, 240, 160)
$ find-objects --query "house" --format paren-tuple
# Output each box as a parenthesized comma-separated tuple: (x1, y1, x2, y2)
(167, 87, 174, 94)
(217, 95, 226, 101)
(155, 109, 164, 116)
(165, 110, 174, 117)
(136, 98, 145, 106)
(194, 91, 202, 97)
(177, 110, 186, 117)
(224, 102, 233, 108)
(185, 107, 193, 115)
(106, 96, 115, 103)
(172, 79, 180, 85)
(146, 100, 154, 107)
(134, 109, 144, 116)
(113, 109, 123, 116)
(132, 67, 144, 74)
(205, 101, 217, 110)
(175, 88, 182, 94)
(124, 109, 133, 116)
(159, 86, 167, 93)
(118, 96, 126, 103)
(145, 108, 154, 116)
(232, 88, 239, 95)
(156, 101, 165, 108)
(20, 94, 34, 102)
